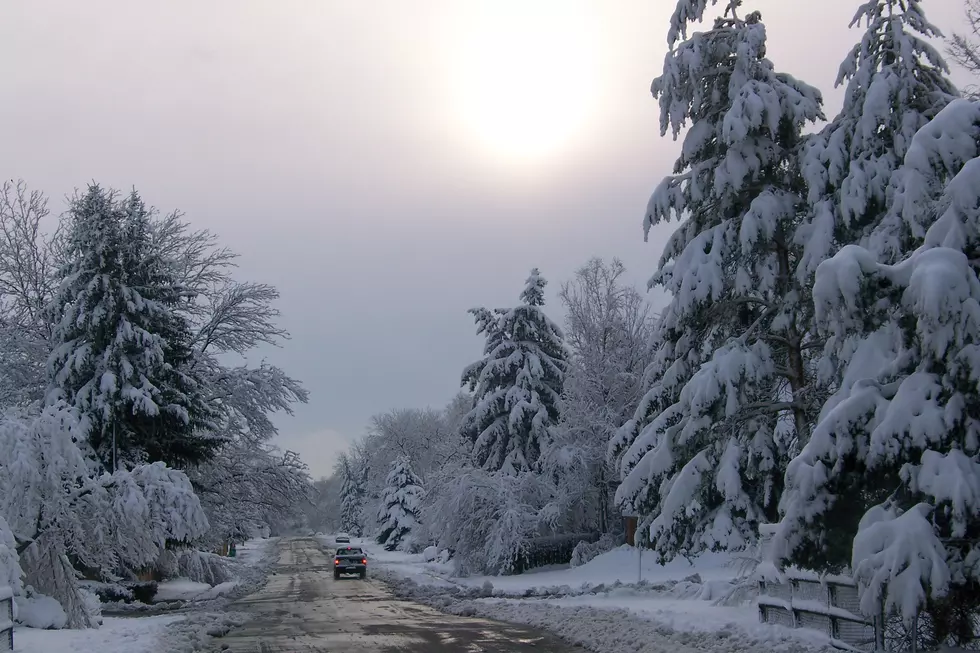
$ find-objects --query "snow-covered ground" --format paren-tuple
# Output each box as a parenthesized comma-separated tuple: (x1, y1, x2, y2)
(13, 537, 279, 653)
(15, 614, 184, 653)
(353, 537, 837, 653)
(13, 611, 253, 653)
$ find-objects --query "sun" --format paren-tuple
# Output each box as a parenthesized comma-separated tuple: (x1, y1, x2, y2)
(451, 2, 598, 163)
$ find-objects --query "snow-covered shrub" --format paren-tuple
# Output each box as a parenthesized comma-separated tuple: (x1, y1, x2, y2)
(423, 546, 439, 562)
(570, 533, 618, 568)
(423, 467, 556, 576)
(175, 549, 233, 586)
(155, 549, 179, 580)
(15, 586, 67, 629)
(78, 581, 133, 604)
(79, 588, 102, 626)
(0, 404, 210, 627)
(131, 462, 210, 549)
(0, 515, 23, 598)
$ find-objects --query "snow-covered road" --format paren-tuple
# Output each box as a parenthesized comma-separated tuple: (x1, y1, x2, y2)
(216, 537, 573, 652)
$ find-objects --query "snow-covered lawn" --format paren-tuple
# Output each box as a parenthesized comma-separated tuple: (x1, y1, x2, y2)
(363, 541, 837, 653)
(372, 543, 736, 593)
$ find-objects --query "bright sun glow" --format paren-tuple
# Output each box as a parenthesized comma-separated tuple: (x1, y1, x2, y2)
(451, 2, 598, 163)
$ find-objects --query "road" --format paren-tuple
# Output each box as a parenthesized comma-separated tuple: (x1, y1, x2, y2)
(216, 537, 576, 653)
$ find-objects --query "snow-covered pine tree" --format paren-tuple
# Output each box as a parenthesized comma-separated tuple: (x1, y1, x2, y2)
(118, 194, 221, 466)
(768, 0, 961, 584)
(46, 186, 219, 470)
(609, 0, 824, 562)
(773, 99, 980, 642)
(459, 268, 567, 474)
(375, 456, 423, 551)
(798, 0, 957, 277)
(339, 454, 363, 537)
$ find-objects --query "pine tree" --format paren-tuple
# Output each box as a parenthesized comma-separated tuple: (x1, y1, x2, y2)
(375, 457, 423, 551)
(609, 0, 824, 561)
(46, 185, 220, 470)
(339, 456, 363, 537)
(770, 0, 962, 577)
(773, 100, 980, 640)
(459, 268, 567, 474)
(798, 0, 957, 277)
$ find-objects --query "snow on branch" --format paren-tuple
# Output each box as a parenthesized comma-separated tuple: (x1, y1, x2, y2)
(852, 503, 950, 624)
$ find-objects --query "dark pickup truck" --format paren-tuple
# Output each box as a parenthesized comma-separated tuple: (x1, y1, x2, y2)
(333, 546, 367, 579)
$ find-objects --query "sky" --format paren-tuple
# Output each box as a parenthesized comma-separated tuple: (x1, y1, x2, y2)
(1, 0, 969, 479)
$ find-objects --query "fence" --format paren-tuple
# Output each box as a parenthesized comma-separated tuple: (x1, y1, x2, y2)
(756, 525, 876, 650)
(758, 574, 876, 650)
(510, 532, 600, 574)
(0, 587, 12, 652)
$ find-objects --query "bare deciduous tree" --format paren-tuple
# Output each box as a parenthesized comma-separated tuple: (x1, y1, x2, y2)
(0, 181, 62, 407)
(949, 0, 980, 98)
(543, 257, 655, 534)
(0, 180, 60, 335)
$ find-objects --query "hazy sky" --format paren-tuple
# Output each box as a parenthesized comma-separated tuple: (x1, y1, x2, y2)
(2, 1, 968, 478)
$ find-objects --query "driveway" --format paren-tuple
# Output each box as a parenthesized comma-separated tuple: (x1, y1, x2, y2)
(216, 537, 576, 652)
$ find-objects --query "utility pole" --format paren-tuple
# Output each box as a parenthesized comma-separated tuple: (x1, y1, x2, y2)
(637, 541, 642, 584)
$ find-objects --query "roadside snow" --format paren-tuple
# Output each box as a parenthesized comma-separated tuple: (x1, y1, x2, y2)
(365, 542, 836, 653)
(14, 610, 250, 653)
(453, 599, 833, 653)
(15, 615, 183, 653)
(235, 537, 277, 567)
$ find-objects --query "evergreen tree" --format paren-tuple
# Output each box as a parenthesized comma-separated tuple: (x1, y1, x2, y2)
(339, 455, 363, 537)
(798, 0, 957, 276)
(46, 185, 220, 470)
(774, 99, 980, 641)
(609, 0, 824, 561)
(769, 0, 961, 575)
(375, 456, 423, 551)
(459, 268, 567, 474)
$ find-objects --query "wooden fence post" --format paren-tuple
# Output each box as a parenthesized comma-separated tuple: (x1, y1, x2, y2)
(0, 587, 13, 652)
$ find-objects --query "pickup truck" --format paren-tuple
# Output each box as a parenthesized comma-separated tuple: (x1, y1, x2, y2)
(333, 546, 367, 579)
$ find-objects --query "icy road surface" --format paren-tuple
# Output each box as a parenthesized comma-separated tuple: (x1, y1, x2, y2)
(217, 537, 573, 652)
